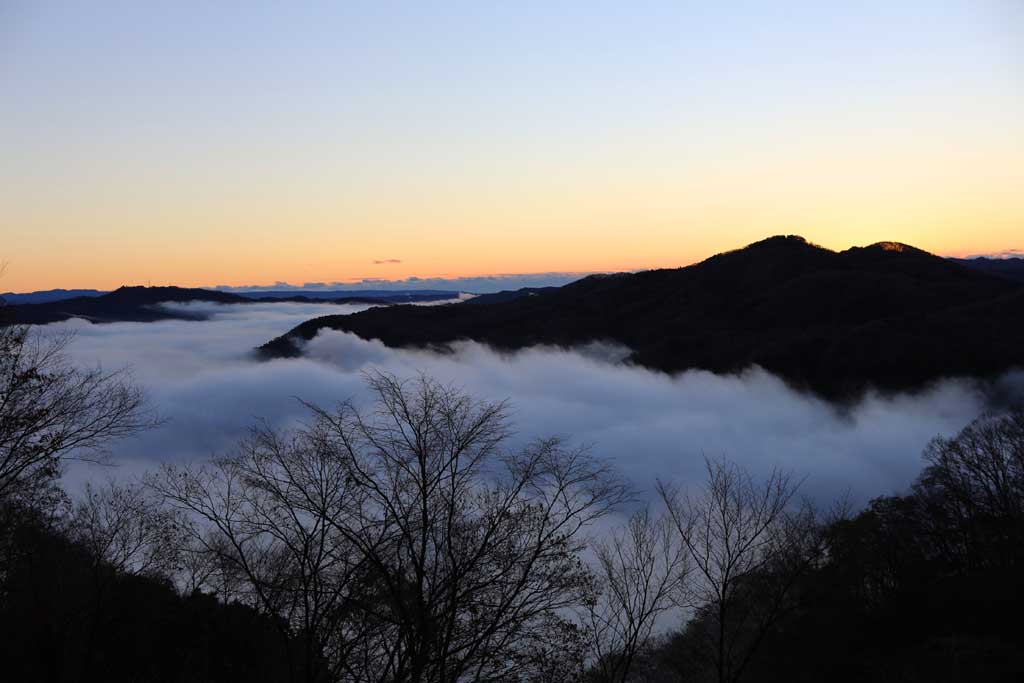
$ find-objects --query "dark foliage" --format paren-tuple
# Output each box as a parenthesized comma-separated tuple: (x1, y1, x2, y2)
(954, 256, 1024, 284)
(3, 406, 1024, 682)
(628, 408, 1024, 683)
(0, 505, 316, 683)
(0, 307, 318, 682)
(258, 236, 1024, 400)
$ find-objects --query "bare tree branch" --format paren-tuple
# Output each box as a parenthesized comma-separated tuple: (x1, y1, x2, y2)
(151, 372, 631, 683)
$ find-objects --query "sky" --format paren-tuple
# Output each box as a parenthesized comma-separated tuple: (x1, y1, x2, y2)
(2, 1, 1022, 292)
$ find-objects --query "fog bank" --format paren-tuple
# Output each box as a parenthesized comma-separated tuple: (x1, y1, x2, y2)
(48, 302, 1021, 506)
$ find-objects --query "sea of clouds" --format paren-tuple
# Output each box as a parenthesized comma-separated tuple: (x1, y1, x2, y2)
(49, 300, 1023, 508)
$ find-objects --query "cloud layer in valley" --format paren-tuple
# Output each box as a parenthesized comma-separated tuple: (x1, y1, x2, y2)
(46, 302, 1023, 508)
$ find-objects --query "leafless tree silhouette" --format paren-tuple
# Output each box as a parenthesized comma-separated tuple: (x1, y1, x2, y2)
(153, 372, 631, 683)
(0, 325, 156, 504)
(658, 459, 820, 683)
(584, 506, 687, 683)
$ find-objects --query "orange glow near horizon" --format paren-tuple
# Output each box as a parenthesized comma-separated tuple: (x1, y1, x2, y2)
(5, 221, 1022, 293)
(4, 198, 1024, 292)
(5, 143, 1022, 292)
(4, 121, 1023, 292)
(2, 2, 1022, 293)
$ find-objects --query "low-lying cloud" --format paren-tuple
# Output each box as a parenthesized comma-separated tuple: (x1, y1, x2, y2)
(48, 302, 1023, 508)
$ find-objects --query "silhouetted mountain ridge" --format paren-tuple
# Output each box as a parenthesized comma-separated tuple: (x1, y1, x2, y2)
(2, 286, 454, 325)
(259, 235, 1024, 399)
(0, 289, 106, 305)
(953, 256, 1024, 284)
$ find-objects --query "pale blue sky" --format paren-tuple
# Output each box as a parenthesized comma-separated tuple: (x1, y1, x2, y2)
(2, 1, 1021, 290)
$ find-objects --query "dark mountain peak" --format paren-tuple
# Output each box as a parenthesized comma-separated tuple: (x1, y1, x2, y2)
(259, 233, 1024, 400)
(694, 235, 833, 272)
(735, 236, 937, 261)
(682, 235, 835, 291)
(866, 241, 922, 253)
(2, 284, 458, 326)
(715, 235, 830, 261)
(744, 234, 818, 250)
(844, 241, 929, 258)
(108, 285, 198, 297)
(734, 236, 936, 264)
(837, 241, 983, 283)
(3, 285, 247, 325)
(103, 286, 243, 305)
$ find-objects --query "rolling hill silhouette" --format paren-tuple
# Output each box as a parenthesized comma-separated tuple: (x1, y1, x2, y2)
(259, 236, 1024, 398)
(2, 286, 453, 325)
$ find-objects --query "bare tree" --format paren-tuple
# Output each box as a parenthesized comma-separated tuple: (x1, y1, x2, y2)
(0, 320, 157, 601)
(62, 479, 188, 678)
(585, 508, 687, 683)
(0, 324, 156, 505)
(153, 372, 630, 683)
(150, 431, 366, 683)
(69, 479, 184, 578)
(657, 459, 819, 683)
(915, 406, 1024, 570)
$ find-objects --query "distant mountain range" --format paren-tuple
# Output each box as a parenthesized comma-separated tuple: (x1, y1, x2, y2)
(952, 257, 1024, 284)
(0, 288, 462, 306)
(259, 236, 1024, 399)
(4, 241, 1023, 398)
(0, 286, 458, 325)
(231, 289, 461, 301)
(0, 289, 107, 305)
(5, 256, 1020, 305)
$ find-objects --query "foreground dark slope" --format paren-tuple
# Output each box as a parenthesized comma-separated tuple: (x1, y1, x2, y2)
(260, 235, 1024, 397)
(2, 286, 452, 325)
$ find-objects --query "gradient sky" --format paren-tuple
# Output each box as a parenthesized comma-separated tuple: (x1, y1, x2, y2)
(2, 1, 1022, 292)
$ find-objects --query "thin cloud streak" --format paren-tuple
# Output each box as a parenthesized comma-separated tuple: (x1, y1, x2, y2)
(964, 249, 1024, 260)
